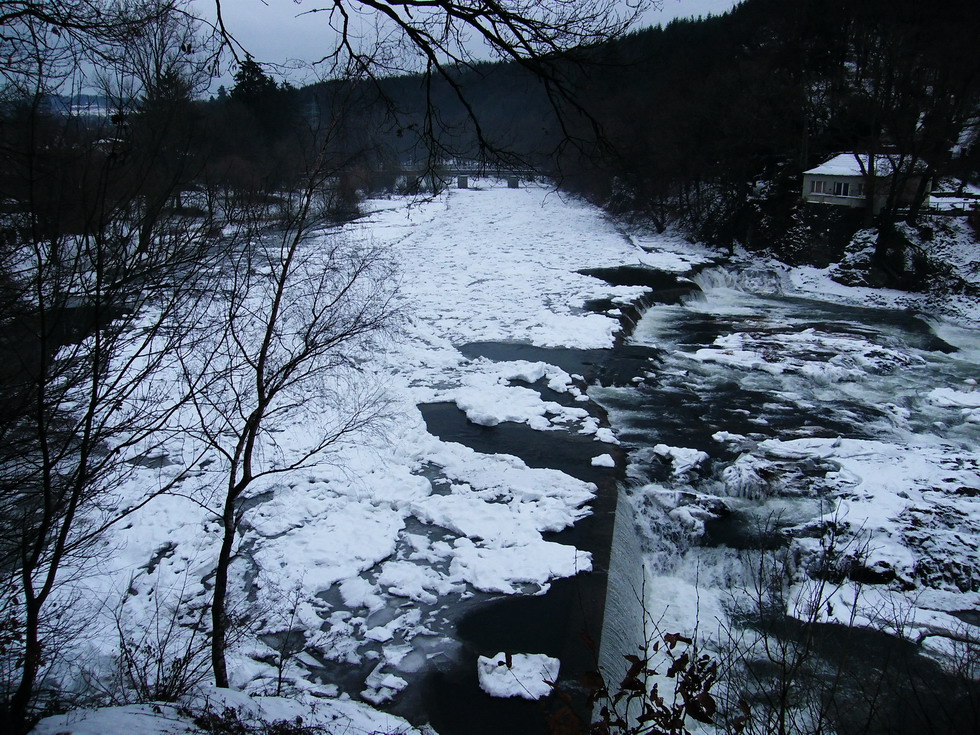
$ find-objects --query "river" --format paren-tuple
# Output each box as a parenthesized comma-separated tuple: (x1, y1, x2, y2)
(406, 258, 980, 733)
(589, 263, 980, 734)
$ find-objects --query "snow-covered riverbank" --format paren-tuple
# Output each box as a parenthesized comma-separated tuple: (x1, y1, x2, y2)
(35, 181, 706, 733)
(31, 180, 980, 734)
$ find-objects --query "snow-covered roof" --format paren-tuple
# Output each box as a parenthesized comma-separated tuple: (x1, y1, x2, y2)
(804, 153, 902, 178)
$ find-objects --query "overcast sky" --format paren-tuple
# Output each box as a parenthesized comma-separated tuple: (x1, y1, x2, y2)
(199, 0, 741, 88)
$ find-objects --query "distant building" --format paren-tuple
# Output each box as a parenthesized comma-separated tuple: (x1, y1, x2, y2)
(802, 153, 926, 214)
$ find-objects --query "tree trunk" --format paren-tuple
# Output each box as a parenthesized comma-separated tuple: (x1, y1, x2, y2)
(862, 150, 878, 228)
(905, 170, 934, 225)
(7, 589, 45, 733)
(210, 492, 238, 688)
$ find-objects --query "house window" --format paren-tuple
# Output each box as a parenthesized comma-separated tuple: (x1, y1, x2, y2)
(833, 181, 850, 196)
(853, 182, 865, 197)
(810, 180, 826, 194)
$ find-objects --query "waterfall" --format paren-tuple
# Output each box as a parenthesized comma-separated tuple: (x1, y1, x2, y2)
(692, 265, 788, 295)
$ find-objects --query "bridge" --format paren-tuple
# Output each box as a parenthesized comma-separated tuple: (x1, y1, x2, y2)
(372, 161, 541, 190)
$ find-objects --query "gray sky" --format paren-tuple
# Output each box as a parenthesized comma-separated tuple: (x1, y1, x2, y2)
(199, 1, 741, 88)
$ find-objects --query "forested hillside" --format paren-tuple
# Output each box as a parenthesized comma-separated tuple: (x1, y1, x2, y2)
(556, 0, 980, 250)
(291, 0, 978, 269)
(64, 0, 975, 268)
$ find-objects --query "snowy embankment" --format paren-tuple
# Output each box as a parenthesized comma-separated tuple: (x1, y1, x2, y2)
(786, 212, 980, 328)
(37, 181, 698, 732)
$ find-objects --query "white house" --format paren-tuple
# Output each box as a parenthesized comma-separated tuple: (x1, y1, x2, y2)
(802, 153, 925, 214)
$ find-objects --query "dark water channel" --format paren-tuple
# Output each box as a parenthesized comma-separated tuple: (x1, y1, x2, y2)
(413, 370, 627, 734)
(406, 269, 710, 732)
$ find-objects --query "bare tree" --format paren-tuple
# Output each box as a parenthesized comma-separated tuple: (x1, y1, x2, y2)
(0, 3, 222, 730)
(177, 141, 399, 688)
(95, 577, 212, 705)
(0, 173, 216, 731)
(213, 0, 648, 169)
(0, 2, 173, 77)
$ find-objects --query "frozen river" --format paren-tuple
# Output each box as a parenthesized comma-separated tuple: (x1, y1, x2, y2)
(411, 260, 980, 733)
(32, 185, 977, 735)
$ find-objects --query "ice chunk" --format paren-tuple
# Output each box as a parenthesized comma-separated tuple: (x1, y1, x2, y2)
(927, 386, 980, 408)
(361, 662, 408, 704)
(477, 652, 560, 699)
(377, 560, 456, 603)
(721, 455, 774, 500)
(338, 577, 384, 611)
(591, 453, 616, 467)
(712, 430, 747, 443)
(653, 444, 709, 476)
(449, 538, 591, 594)
(595, 427, 619, 444)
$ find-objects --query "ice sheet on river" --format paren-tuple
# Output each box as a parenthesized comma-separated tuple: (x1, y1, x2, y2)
(51, 182, 648, 706)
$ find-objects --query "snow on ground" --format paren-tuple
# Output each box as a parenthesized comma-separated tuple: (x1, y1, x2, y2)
(38, 181, 683, 729)
(787, 214, 980, 328)
(32, 687, 421, 735)
(790, 261, 980, 327)
(31, 180, 980, 734)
